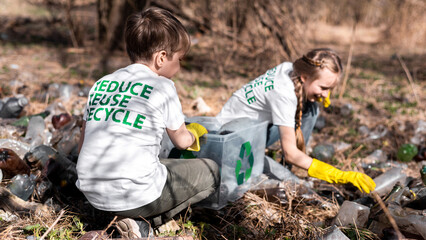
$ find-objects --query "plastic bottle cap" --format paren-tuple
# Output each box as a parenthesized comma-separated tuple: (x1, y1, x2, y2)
(18, 97, 29, 107)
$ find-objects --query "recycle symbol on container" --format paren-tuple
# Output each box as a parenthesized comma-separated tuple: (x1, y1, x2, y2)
(235, 141, 254, 185)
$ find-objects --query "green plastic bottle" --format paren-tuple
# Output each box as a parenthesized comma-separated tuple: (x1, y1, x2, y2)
(396, 143, 418, 162)
(12, 110, 51, 127)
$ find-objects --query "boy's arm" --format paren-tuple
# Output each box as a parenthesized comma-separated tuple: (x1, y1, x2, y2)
(166, 123, 195, 150)
(78, 120, 86, 153)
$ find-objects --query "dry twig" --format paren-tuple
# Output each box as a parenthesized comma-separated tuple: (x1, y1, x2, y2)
(39, 209, 65, 240)
(395, 53, 420, 105)
(371, 192, 404, 240)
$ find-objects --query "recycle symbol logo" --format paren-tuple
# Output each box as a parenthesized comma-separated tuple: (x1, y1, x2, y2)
(235, 141, 254, 185)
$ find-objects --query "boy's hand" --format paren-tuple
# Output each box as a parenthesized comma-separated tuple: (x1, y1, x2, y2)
(308, 158, 376, 193)
(316, 91, 331, 108)
(186, 123, 208, 151)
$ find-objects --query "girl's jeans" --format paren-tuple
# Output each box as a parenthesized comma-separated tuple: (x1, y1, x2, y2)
(266, 101, 319, 147)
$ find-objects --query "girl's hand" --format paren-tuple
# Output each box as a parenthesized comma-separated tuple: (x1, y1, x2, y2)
(308, 158, 376, 193)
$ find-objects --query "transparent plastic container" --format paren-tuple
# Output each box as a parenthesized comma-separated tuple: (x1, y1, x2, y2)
(184, 116, 268, 209)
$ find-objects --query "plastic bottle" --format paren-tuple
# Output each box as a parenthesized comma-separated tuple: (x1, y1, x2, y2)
(311, 144, 335, 161)
(24, 145, 57, 169)
(51, 113, 71, 129)
(0, 97, 29, 118)
(0, 148, 31, 179)
(333, 200, 370, 228)
(12, 110, 51, 127)
(397, 143, 418, 162)
(8, 174, 37, 201)
(421, 165, 426, 185)
(373, 167, 407, 196)
(24, 116, 51, 148)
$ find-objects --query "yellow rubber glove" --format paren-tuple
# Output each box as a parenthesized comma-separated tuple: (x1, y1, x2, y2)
(317, 91, 331, 108)
(308, 158, 376, 193)
(186, 123, 208, 151)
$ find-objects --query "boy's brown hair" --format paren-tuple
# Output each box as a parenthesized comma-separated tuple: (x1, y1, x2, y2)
(125, 7, 191, 63)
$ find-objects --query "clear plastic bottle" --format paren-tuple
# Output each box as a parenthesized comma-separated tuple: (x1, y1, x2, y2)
(0, 97, 29, 118)
(8, 174, 37, 201)
(373, 167, 407, 196)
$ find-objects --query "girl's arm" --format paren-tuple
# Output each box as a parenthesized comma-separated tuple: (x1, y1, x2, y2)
(278, 125, 312, 169)
(279, 125, 376, 193)
(166, 123, 195, 150)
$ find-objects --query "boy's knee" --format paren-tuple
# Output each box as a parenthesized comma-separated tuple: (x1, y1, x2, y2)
(200, 158, 220, 185)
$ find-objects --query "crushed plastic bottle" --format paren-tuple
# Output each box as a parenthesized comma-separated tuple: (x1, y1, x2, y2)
(358, 125, 370, 137)
(0, 139, 31, 159)
(42, 148, 81, 196)
(340, 103, 353, 116)
(410, 120, 425, 145)
(311, 144, 335, 161)
(0, 148, 31, 179)
(333, 200, 370, 228)
(397, 144, 418, 162)
(322, 225, 350, 240)
(0, 97, 29, 118)
(24, 116, 48, 148)
(363, 149, 387, 165)
(36, 180, 53, 202)
(373, 167, 407, 197)
(51, 113, 72, 129)
(12, 110, 50, 127)
(8, 174, 37, 201)
(24, 145, 57, 169)
(368, 124, 388, 140)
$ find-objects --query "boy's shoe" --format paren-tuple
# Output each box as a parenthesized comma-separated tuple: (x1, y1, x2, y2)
(116, 217, 153, 238)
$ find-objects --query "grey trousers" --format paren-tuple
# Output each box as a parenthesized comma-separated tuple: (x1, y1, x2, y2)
(112, 158, 220, 226)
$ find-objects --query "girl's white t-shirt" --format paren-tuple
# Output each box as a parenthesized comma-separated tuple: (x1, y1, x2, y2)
(76, 63, 185, 211)
(217, 62, 297, 127)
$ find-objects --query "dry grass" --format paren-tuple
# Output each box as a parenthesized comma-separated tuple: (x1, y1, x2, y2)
(203, 183, 340, 239)
(0, 209, 86, 239)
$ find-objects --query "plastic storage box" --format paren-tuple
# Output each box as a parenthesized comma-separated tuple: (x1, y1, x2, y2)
(167, 116, 268, 210)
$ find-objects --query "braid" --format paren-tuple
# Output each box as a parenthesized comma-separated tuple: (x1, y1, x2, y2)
(291, 73, 306, 153)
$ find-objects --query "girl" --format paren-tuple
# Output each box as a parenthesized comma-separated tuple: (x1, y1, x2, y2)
(217, 48, 375, 193)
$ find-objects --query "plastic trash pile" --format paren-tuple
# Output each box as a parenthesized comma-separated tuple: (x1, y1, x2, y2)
(0, 92, 425, 239)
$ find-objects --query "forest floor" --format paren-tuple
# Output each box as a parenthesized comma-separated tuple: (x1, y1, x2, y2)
(0, 0, 425, 239)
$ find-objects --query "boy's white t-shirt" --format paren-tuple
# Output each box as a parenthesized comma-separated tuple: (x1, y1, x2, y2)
(217, 62, 297, 127)
(76, 63, 185, 211)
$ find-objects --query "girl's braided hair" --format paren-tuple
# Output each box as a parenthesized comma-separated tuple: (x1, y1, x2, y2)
(290, 48, 343, 152)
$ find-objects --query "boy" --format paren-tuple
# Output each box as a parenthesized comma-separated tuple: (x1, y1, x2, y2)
(76, 8, 220, 238)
